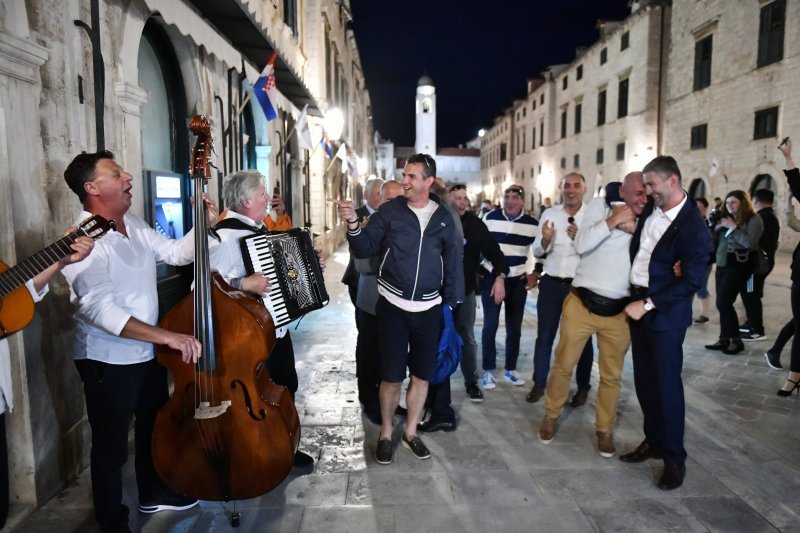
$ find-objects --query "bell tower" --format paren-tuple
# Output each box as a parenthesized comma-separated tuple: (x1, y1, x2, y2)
(415, 74, 436, 156)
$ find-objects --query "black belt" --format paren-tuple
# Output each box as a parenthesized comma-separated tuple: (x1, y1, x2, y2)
(630, 285, 647, 298)
(544, 274, 573, 285)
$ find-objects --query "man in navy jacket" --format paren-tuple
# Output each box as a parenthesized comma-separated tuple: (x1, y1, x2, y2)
(333, 154, 461, 464)
(621, 155, 712, 490)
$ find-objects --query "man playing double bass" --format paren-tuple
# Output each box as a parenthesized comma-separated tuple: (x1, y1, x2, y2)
(61, 151, 216, 532)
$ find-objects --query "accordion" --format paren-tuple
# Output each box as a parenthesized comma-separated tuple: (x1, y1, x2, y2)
(240, 228, 329, 327)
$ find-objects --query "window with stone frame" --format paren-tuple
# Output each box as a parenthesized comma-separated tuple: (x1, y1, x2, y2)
(597, 89, 607, 126)
(753, 107, 779, 140)
(618, 78, 629, 119)
(694, 35, 713, 91)
(758, 0, 786, 68)
(690, 124, 708, 150)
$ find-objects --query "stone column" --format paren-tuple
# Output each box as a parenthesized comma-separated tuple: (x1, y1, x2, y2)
(114, 82, 149, 219)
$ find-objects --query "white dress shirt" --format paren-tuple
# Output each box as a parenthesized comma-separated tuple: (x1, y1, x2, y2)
(630, 193, 688, 287)
(208, 210, 288, 337)
(572, 198, 633, 299)
(533, 203, 586, 278)
(62, 211, 196, 364)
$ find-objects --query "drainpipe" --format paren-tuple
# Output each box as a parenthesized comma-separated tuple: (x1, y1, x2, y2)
(74, 0, 105, 150)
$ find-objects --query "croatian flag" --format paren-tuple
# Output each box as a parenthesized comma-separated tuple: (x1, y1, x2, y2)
(254, 51, 278, 121)
(321, 134, 333, 159)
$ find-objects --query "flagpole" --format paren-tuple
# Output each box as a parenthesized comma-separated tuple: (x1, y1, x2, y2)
(235, 90, 252, 118)
(324, 156, 337, 174)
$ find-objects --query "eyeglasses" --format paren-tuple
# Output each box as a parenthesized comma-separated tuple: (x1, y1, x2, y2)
(504, 187, 524, 197)
(449, 183, 467, 192)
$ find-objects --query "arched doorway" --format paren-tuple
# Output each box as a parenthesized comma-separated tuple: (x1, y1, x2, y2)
(138, 19, 191, 317)
(750, 174, 778, 196)
(688, 178, 707, 200)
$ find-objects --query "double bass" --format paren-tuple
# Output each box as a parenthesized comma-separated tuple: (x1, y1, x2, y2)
(152, 116, 300, 501)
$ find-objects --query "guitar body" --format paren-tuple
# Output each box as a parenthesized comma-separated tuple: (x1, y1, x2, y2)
(0, 260, 34, 339)
(0, 215, 114, 340)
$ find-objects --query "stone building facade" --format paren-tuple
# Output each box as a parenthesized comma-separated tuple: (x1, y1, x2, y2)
(0, 0, 372, 520)
(481, 1, 668, 212)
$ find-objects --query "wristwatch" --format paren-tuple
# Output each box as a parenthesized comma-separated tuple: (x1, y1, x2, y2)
(643, 298, 655, 312)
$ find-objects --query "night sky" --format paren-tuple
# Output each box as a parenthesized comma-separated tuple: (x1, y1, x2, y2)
(350, 0, 630, 148)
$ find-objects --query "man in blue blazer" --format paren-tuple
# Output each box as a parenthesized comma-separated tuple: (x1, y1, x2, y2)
(621, 156, 712, 490)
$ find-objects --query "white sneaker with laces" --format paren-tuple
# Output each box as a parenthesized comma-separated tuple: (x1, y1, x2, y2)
(504, 370, 525, 386)
(482, 371, 496, 390)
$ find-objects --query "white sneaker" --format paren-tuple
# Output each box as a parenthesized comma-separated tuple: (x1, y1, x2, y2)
(504, 370, 525, 386)
(482, 371, 496, 390)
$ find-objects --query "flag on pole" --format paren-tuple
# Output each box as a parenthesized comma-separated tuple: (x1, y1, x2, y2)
(335, 142, 348, 173)
(321, 134, 333, 159)
(294, 104, 313, 150)
(347, 151, 356, 176)
(253, 51, 279, 121)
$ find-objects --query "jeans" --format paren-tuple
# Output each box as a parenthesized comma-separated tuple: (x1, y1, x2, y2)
(454, 292, 478, 385)
(481, 275, 528, 372)
(532, 276, 593, 390)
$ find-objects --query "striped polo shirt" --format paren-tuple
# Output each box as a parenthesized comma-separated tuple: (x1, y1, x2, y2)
(481, 209, 538, 278)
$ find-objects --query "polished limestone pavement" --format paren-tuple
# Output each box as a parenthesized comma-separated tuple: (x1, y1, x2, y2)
(12, 247, 800, 532)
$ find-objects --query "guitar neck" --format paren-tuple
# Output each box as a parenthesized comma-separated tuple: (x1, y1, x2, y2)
(0, 232, 80, 298)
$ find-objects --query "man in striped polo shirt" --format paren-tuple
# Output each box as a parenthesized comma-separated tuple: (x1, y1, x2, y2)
(480, 184, 539, 389)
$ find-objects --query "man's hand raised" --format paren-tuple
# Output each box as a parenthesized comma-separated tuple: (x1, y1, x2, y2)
(328, 198, 357, 225)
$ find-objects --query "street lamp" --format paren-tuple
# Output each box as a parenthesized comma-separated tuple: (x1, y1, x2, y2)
(478, 128, 486, 138)
(324, 108, 345, 141)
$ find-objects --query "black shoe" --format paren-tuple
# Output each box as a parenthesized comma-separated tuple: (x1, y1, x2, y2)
(138, 491, 199, 514)
(693, 315, 709, 324)
(375, 438, 393, 464)
(525, 384, 545, 403)
(739, 323, 752, 333)
(293, 450, 315, 467)
(465, 382, 484, 403)
(395, 406, 408, 417)
(401, 434, 431, 460)
(742, 331, 766, 342)
(619, 441, 663, 463)
(418, 417, 456, 433)
(569, 389, 588, 407)
(657, 463, 686, 490)
(704, 339, 729, 351)
(764, 351, 783, 370)
(777, 379, 800, 397)
(722, 339, 745, 355)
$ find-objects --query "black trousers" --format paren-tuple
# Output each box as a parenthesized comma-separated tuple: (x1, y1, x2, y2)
(715, 257, 752, 340)
(740, 270, 770, 335)
(75, 358, 169, 532)
(0, 413, 7, 529)
(269, 332, 298, 397)
(355, 308, 381, 414)
(791, 281, 800, 373)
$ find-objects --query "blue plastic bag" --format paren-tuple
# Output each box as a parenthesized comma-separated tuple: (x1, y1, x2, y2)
(430, 305, 463, 385)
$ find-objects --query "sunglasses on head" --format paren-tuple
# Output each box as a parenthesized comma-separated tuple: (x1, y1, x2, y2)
(449, 183, 467, 192)
(505, 187, 524, 196)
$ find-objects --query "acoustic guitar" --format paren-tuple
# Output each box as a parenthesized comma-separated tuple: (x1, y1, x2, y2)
(0, 215, 114, 339)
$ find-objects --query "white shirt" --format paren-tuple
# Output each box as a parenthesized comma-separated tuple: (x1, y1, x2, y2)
(62, 211, 196, 364)
(533, 203, 586, 278)
(630, 193, 688, 287)
(208, 210, 287, 337)
(572, 198, 633, 299)
(0, 280, 46, 413)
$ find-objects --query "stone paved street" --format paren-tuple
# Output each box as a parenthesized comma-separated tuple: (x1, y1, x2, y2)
(12, 246, 800, 532)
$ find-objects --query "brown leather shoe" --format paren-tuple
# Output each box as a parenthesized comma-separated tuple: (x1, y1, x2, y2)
(570, 389, 588, 407)
(657, 463, 686, 490)
(619, 441, 663, 463)
(596, 431, 615, 458)
(538, 416, 557, 443)
(526, 384, 545, 403)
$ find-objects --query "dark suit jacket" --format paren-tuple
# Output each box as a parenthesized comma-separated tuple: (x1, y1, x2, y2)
(784, 168, 800, 281)
(630, 196, 712, 332)
(342, 205, 372, 286)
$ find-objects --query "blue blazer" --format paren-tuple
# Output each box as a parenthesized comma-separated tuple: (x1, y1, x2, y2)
(629, 196, 712, 332)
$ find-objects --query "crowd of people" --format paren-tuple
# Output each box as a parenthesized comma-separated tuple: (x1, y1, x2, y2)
(5, 142, 798, 531)
(336, 147, 800, 495)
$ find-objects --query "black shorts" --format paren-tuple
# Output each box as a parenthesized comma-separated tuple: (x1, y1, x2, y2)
(376, 296, 442, 383)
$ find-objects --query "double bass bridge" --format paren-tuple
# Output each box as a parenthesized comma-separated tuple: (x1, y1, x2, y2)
(194, 401, 232, 419)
